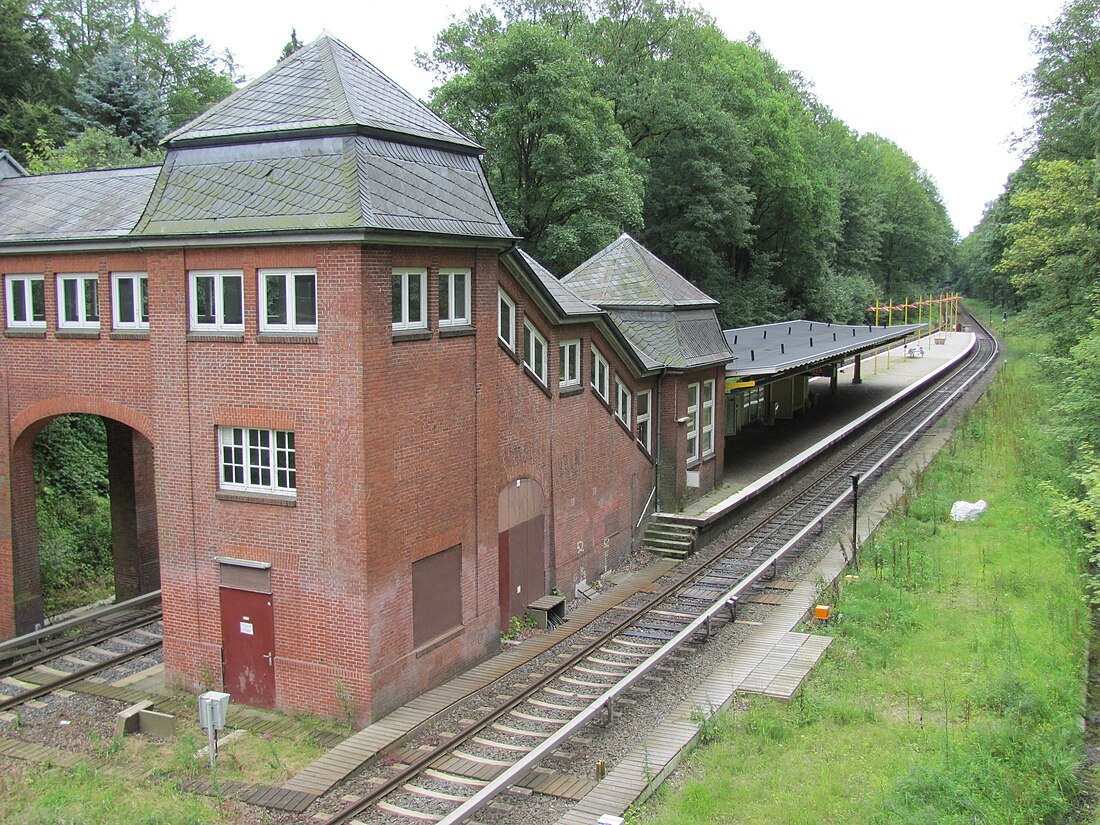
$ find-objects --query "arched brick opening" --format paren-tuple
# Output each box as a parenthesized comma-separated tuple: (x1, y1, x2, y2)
(3, 399, 159, 638)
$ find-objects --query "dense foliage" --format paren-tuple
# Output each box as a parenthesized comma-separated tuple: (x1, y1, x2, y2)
(0, 0, 235, 170)
(32, 415, 113, 613)
(420, 0, 955, 324)
(955, 0, 1100, 601)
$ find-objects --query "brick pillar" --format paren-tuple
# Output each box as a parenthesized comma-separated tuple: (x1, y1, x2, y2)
(11, 427, 43, 633)
(852, 353, 863, 384)
(0, 369, 12, 639)
(133, 430, 160, 593)
(106, 418, 140, 601)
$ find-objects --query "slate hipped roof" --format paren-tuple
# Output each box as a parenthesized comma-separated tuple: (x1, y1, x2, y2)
(0, 34, 513, 246)
(163, 35, 481, 153)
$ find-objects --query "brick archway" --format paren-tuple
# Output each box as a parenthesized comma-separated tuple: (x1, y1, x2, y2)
(11, 396, 155, 445)
(2, 398, 159, 638)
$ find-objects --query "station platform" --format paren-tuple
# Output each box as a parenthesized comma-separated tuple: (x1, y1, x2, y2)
(669, 327, 975, 526)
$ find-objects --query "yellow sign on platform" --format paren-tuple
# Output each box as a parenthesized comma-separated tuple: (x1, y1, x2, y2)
(725, 379, 756, 391)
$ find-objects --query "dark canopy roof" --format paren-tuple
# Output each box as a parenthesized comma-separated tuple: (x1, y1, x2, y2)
(724, 320, 926, 378)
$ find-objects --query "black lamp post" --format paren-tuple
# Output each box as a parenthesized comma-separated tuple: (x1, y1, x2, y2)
(851, 473, 861, 569)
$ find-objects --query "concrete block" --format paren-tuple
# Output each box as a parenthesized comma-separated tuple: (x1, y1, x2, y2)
(114, 700, 154, 737)
(137, 708, 176, 738)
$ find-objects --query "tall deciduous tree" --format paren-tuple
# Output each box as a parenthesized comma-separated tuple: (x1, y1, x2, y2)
(432, 21, 642, 272)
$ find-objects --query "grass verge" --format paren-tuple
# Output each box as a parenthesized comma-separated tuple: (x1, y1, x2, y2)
(636, 325, 1088, 823)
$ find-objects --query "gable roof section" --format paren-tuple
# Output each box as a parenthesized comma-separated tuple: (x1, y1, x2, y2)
(165, 34, 480, 152)
(134, 136, 514, 239)
(0, 150, 27, 179)
(0, 166, 158, 243)
(563, 233, 717, 309)
(515, 248, 598, 317)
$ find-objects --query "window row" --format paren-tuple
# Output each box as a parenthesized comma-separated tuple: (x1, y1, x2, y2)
(497, 286, 653, 453)
(393, 268, 471, 331)
(4, 270, 318, 335)
(6, 273, 148, 332)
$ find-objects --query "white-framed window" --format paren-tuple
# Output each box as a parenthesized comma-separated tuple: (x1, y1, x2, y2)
(523, 319, 548, 385)
(686, 382, 700, 464)
(5, 274, 45, 329)
(111, 272, 148, 330)
(218, 426, 296, 496)
(615, 377, 632, 426)
(57, 273, 100, 330)
(591, 346, 609, 401)
(190, 270, 243, 332)
(701, 379, 715, 457)
(498, 287, 515, 350)
(559, 339, 580, 387)
(392, 267, 427, 331)
(260, 269, 316, 333)
(636, 389, 652, 452)
(439, 268, 471, 327)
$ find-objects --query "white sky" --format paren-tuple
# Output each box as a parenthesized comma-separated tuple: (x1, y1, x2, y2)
(166, 0, 1066, 238)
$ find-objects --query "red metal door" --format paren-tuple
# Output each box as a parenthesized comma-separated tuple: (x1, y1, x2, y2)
(219, 588, 276, 708)
(498, 514, 546, 630)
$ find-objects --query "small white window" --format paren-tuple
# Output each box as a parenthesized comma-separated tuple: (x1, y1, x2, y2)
(5, 274, 45, 329)
(523, 319, 548, 385)
(591, 346, 609, 401)
(559, 339, 580, 387)
(57, 273, 99, 330)
(111, 272, 148, 330)
(615, 377, 632, 426)
(392, 268, 427, 331)
(190, 270, 243, 332)
(439, 269, 471, 327)
(686, 382, 700, 464)
(636, 389, 652, 452)
(498, 288, 515, 350)
(218, 426, 296, 496)
(260, 269, 316, 333)
(701, 379, 716, 457)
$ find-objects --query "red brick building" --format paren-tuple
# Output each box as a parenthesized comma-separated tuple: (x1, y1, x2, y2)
(0, 36, 731, 722)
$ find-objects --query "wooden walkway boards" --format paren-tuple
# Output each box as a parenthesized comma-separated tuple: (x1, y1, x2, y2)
(554, 548, 845, 825)
(280, 560, 679, 803)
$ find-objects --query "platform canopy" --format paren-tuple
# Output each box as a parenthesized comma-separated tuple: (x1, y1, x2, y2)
(724, 319, 927, 379)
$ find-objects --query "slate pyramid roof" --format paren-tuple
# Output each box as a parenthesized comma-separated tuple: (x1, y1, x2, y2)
(164, 34, 480, 152)
(562, 233, 717, 309)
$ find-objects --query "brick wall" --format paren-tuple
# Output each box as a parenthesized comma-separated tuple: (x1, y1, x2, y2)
(0, 240, 727, 725)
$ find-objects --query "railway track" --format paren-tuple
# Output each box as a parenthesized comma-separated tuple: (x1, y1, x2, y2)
(320, 315, 998, 825)
(0, 594, 164, 714)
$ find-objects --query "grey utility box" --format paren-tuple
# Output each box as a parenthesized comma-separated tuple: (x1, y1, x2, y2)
(198, 691, 231, 731)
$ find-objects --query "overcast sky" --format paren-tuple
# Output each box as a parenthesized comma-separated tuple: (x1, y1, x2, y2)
(167, 0, 1067, 238)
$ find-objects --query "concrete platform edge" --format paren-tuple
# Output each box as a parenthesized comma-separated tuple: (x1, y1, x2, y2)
(656, 332, 976, 528)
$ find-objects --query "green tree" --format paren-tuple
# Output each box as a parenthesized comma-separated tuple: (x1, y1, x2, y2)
(281, 28, 302, 61)
(0, 0, 67, 158)
(997, 157, 1097, 349)
(1027, 0, 1100, 160)
(66, 43, 165, 148)
(23, 125, 163, 173)
(432, 21, 643, 272)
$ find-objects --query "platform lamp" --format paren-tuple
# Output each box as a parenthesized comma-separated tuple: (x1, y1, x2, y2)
(850, 473, 861, 570)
